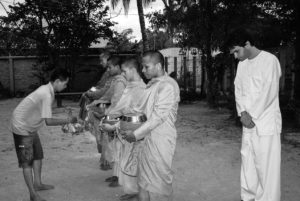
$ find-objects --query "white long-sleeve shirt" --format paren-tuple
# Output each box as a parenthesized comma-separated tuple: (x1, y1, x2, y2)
(234, 51, 282, 135)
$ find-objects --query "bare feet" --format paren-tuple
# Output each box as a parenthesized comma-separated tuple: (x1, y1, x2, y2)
(33, 184, 55, 191)
(30, 193, 46, 201)
(100, 160, 112, 170)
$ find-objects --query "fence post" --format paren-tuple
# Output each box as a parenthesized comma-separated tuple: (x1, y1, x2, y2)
(8, 53, 15, 96)
(174, 57, 177, 79)
(193, 56, 197, 91)
(183, 56, 187, 91)
(165, 57, 168, 73)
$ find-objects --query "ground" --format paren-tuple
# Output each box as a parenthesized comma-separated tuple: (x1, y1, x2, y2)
(0, 99, 300, 201)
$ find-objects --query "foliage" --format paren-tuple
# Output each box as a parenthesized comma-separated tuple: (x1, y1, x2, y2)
(0, 0, 114, 86)
(148, 0, 297, 106)
(146, 29, 176, 50)
(106, 28, 140, 52)
(110, 0, 153, 52)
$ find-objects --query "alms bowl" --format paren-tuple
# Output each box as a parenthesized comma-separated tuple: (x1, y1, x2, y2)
(120, 113, 147, 131)
(102, 115, 120, 125)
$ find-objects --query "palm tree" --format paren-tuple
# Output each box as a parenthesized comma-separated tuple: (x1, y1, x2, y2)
(110, 0, 152, 52)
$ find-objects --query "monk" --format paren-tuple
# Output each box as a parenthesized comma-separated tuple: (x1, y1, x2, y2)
(78, 51, 113, 170)
(79, 51, 111, 120)
(122, 51, 180, 201)
(101, 57, 146, 200)
(88, 55, 127, 184)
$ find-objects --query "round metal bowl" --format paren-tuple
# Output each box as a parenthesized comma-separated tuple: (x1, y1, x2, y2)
(120, 113, 147, 131)
(120, 113, 147, 123)
(102, 115, 120, 125)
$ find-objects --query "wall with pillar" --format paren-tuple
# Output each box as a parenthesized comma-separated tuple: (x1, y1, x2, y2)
(0, 53, 135, 96)
(0, 55, 101, 96)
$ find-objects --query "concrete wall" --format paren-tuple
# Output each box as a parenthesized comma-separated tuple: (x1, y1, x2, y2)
(0, 53, 136, 96)
(0, 59, 10, 90)
(13, 58, 41, 93)
(0, 55, 102, 95)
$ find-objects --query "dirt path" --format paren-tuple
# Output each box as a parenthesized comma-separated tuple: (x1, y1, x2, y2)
(0, 99, 299, 201)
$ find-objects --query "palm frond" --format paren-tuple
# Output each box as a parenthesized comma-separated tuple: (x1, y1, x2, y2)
(110, 0, 153, 15)
(110, 0, 120, 10)
(122, 0, 131, 15)
(142, 0, 152, 8)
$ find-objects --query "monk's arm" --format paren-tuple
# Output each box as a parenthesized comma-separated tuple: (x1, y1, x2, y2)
(134, 83, 177, 140)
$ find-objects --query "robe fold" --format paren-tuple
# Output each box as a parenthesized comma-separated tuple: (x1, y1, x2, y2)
(106, 79, 146, 193)
(133, 74, 180, 196)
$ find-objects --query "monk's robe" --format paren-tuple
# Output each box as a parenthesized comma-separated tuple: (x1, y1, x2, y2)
(88, 74, 126, 164)
(106, 79, 146, 193)
(79, 71, 112, 120)
(133, 74, 180, 197)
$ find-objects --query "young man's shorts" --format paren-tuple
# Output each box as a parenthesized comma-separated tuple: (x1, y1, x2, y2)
(13, 132, 44, 168)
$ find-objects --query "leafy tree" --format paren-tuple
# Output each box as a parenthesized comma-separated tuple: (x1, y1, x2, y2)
(106, 28, 140, 51)
(0, 0, 114, 86)
(110, 0, 154, 52)
(146, 29, 175, 50)
(148, 0, 296, 106)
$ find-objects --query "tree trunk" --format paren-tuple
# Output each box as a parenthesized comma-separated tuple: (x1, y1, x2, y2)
(294, 0, 300, 104)
(200, 52, 207, 98)
(204, 0, 217, 106)
(136, 0, 150, 52)
(206, 53, 217, 106)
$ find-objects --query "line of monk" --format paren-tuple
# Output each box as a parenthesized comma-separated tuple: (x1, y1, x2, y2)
(81, 50, 180, 201)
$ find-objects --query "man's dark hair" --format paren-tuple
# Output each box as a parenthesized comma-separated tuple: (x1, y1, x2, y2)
(50, 68, 70, 82)
(107, 55, 122, 67)
(143, 50, 165, 70)
(226, 27, 259, 49)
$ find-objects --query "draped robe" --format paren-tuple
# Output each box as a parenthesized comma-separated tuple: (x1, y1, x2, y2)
(132, 74, 180, 196)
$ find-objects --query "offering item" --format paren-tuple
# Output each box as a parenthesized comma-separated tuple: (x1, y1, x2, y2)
(90, 86, 97, 92)
(61, 123, 84, 135)
(120, 113, 147, 131)
(62, 107, 84, 135)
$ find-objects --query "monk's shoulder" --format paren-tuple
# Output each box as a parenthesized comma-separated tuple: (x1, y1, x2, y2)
(114, 75, 127, 84)
(158, 77, 179, 93)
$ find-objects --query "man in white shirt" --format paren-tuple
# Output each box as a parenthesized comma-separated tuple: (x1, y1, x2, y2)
(11, 69, 77, 201)
(228, 28, 282, 201)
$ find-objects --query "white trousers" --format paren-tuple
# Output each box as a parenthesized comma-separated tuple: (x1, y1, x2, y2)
(241, 129, 281, 201)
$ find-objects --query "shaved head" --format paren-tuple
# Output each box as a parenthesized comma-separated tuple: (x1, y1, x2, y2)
(142, 51, 165, 79)
(142, 51, 165, 70)
(121, 56, 142, 76)
(122, 57, 140, 70)
(99, 50, 111, 67)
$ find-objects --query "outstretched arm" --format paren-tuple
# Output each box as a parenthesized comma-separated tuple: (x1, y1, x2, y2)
(44, 116, 77, 126)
